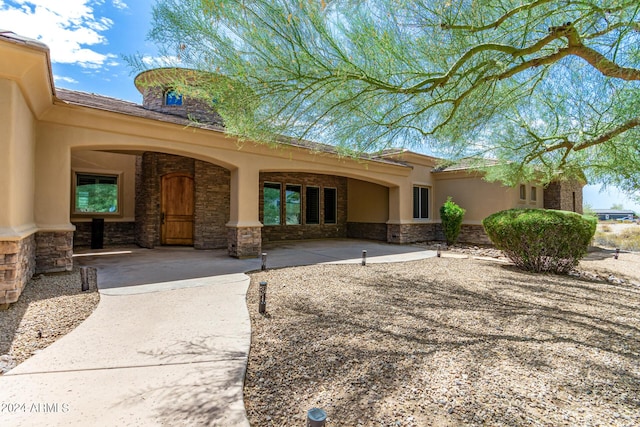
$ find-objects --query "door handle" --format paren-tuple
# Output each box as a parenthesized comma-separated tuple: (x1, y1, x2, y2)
(161, 212, 165, 224)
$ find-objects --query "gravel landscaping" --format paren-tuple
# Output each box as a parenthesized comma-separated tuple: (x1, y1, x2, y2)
(245, 251, 640, 426)
(0, 267, 99, 374)
(1, 244, 638, 426)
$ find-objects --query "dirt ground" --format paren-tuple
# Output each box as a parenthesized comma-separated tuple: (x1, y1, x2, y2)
(245, 250, 639, 426)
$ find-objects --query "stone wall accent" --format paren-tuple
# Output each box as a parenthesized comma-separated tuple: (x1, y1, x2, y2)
(35, 231, 73, 274)
(135, 153, 230, 249)
(543, 180, 584, 214)
(194, 160, 230, 249)
(347, 222, 387, 241)
(227, 226, 261, 258)
(456, 224, 492, 245)
(0, 235, 36, 307)
(259, 172, 348, 242)
(72, 221, 136, 247)
(387, 223, 438, 244)
(386, 223, 491, 245)
(135, 153, 159, 248)
(141, 86, 224, 126)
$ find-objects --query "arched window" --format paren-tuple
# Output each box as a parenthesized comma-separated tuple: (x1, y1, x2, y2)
(164, 89, 183, 106)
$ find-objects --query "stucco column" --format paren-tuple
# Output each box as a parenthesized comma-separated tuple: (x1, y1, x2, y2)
(34, 124, 74, 273)
(386, 182, 433, 243)
(226, 165, 262, 258)
(0, 79, 37, 307)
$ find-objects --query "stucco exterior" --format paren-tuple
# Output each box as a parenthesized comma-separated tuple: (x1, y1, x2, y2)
(0, 31, 584, 306)
(433, 170, 545, 224)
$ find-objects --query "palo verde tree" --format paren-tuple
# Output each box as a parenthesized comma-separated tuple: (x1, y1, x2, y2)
(140, 0, 640, 194)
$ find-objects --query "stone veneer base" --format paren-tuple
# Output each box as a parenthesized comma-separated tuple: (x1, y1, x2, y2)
(35, 231, 74, 273)
(347, 222, 387, 241)
(386, 223, 491, 245)
(0, 234, 36, 307)
(227, 226, 261, 258)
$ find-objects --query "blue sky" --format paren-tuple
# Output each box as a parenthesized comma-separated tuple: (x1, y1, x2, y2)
(0, 0, 155, 103)
(1, 0, 638, 212)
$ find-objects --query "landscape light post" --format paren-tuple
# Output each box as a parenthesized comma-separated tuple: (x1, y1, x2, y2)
(259, 281, 267, 314)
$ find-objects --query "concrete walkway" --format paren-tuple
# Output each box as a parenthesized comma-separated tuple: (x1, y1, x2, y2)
(0, 239, 435, 426)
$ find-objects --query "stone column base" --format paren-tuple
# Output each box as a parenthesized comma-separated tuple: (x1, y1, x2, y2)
(36, 231, 74, 273)
(0, 234, 36, 308)
(227, 226, 261, 258)
(387, 223, 438, 244)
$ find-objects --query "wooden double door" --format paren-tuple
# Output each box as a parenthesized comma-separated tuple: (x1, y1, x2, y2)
(161, 172, 194, 245)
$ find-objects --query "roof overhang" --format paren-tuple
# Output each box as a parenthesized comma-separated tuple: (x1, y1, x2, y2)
(0, 30, 55, 118)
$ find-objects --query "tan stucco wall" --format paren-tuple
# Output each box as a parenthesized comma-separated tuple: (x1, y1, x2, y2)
(33, 107, 414, 230)
(70, 151, 137, 222)
(347, 179, 389, 222)
(434, 173, 544, 224)
(0, 79, 36, 238)
(386, 160, 437, 224)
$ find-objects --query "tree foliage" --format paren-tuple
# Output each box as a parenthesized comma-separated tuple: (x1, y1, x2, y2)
(141, 0, 640, 193)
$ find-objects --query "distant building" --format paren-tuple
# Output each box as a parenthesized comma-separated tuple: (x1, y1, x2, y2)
(593, 209, 635, 221)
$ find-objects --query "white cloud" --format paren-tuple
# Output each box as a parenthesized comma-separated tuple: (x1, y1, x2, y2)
(141, 55, 182, 67)
(53, 75, 79, 84)
(0, 0, 116, 68)
(112, 0, 127, 10)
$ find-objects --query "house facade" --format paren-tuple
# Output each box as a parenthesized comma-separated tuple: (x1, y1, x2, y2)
(0, 31, 583, 307)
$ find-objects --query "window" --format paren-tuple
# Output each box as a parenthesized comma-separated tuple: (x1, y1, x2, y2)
(164, 89, 183, 106)
(530, 186, 537, 202)
(305, 186, 320, 224)
(263, 183, 281, 225)
(413, 186, 429, 219)
(74, 173, 119, 214)
(285, 185, 301, 225)
(324, 188, 337, 224)
(519, 184, 526, 200)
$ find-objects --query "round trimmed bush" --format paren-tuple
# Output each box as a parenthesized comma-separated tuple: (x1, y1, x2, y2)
(482, 209, 597, 273)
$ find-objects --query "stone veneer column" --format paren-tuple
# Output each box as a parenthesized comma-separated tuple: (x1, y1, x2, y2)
(227, 226, 262, 258)
(0, 235, 36, 308)
(386, 223, 438, 244)
(227, 166, 262, 258)
(0, 230, 74, 308)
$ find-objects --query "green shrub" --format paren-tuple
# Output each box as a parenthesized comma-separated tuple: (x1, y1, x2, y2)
(440, 197, 466, 245)
(482, 209, 597, 273)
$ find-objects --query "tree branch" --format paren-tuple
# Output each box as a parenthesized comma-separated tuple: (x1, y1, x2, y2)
(566, 44, 640, 80)
(573, 117, 640, 151)
(440, 0, 553, 32)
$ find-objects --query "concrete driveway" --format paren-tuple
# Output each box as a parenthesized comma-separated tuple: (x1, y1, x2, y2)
(0, 239, 435, 426)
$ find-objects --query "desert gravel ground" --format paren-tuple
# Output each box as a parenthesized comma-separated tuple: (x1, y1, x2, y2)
(0, 268, 99, 374)
(245, 251, 640, 426)
(1, 246, 638, 426)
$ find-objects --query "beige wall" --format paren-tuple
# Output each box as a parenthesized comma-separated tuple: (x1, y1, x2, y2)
(347, 179, 389, 222)
(387, 160, 437, 224)
(70, 150, 137, 222)
(0, 79, 36, 238)
(32, 111, 414, 229)
(434, 172, 544, 224)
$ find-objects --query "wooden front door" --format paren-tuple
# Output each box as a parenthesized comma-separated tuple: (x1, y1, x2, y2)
(161, 172, 194, 245)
